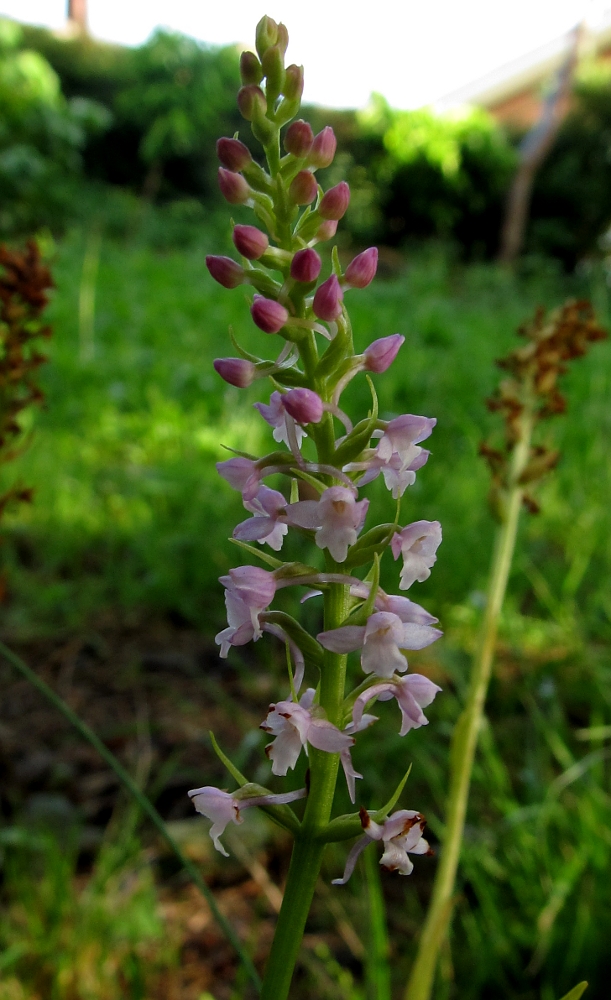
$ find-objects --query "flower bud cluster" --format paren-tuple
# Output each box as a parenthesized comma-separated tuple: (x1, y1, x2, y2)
(193, 16, 443, 889)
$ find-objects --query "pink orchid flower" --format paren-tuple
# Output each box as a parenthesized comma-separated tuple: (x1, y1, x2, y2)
(391, 520, 443, 590)
(189, 785, 306, 856)
(333, 807, 432, 884)
(344, 413, 436, 499)
(260, 688, 362, 802)
(352, 673, 442, 737)
(317, 611, 442, 679)
(286, 486, 369, 563)
(233, 485, 289, 551)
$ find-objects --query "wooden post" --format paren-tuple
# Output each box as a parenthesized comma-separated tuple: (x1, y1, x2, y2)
(498, 25, 582, 265)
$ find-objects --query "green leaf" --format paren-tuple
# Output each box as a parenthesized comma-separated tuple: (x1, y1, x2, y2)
(320, 765, 413, 844)
(262, 610, 324, 671)
(210, 739, 302, 836)
(332, 418, 376, 467)
(245, 267, 282, 298)
(314, 323, 352, 382)
(372, 764, 412, 822)
(270, 367, 309, 388)
(333, 381, 379, 467)
(209, 731, 248, 787)
(331, 244, 342, 276)
(229, 326, 260, 364)
(343, 523, 396, 569)
(289, 468, 326, 494)
(228, 538, 283, 569)
(320, 811, 364, 843)
(340, 553, 381, 627)
(558, 985, 588, 1000)
(273, 560, 321, 581)
(220, 444, 257, 460)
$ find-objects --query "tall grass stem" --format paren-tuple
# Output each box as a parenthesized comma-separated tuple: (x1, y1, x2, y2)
(363, 842, 392, 1000)
(79, 226, 102, 363)
(405, 409, 534, 1000)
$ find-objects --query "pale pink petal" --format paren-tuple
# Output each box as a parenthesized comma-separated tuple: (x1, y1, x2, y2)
(398, 622, 443, 650)
(188, 786, 240, 856)
(284, 500, 322, 529)
(307, 719, 355, 754)
(402, 673, 442, 709)
(378, 593, 438, 625)
(317, 625, 366, 653)
(403, 835, 431, 855)
(380, 843, 414, 875)
(265, 727, 304, 775)
(340, 747, 363, 803)
(331, 834, 371, 885)
(233, 516, 281, 542)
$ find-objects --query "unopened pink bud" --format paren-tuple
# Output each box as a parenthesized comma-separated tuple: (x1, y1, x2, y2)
(276, 23, 289, 56)
(363, 334, 405, 373)
(214, 357, 257, 387)
(233, 225, 269, 260)
(283, 64, 304, 102)
(289, 170, 318, 206)
(282, 388, 324, 424)
(216, 137, 252, 172)
(319, 182, 350, 221)
(290, 248, 321, 283)
(240, 50, 263, 85)
(226, 564, 276, 609)
(345, 247, 378, 288)
(314, 219, 338, 242)
(251, 295, 289, 334)
(308, 127, 337, 169)
(238, 85, 267, 122)
(256, 15, 279, 59)
(284, 120, 314, 157)
(313, 274, 343, 321)
(206, 255, 245, 289)
(218, 168, 251, 205)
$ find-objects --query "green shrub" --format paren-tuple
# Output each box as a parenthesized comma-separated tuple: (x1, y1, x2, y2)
(0, 19, 109, 236)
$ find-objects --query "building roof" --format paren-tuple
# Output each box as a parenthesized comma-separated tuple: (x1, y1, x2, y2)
(434, 12, 611, 119)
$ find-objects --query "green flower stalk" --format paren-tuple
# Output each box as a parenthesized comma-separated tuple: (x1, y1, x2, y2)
(197, 15, 444, 997)
(405, 301, 607, 1000)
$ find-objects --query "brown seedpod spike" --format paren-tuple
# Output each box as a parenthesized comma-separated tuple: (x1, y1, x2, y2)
(480, 298, 607, 518)
(0, 240, 53, 528)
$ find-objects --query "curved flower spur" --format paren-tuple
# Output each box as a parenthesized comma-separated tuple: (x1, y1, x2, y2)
(193, 16, 444, 998)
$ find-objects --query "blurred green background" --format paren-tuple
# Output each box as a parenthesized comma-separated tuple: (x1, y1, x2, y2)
(0, 16, 611, 1000)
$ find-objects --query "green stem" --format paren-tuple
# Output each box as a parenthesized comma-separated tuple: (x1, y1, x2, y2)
(0, 638, 262, 994)
(404, 410, 534, 1000)
(260, 581, 349, 999)
(363, 842, 392, 1000)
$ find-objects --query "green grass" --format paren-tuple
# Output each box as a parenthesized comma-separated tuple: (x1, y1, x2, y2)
(3, 233, 609, 637)
(2, 229, 611, 998)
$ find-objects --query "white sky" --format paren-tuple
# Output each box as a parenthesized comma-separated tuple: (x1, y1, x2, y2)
(2, 0, 610, 108)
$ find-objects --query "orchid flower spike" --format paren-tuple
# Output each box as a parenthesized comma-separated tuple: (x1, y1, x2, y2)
(189, 785, 306, 856)
(333, 807, 432, 884)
